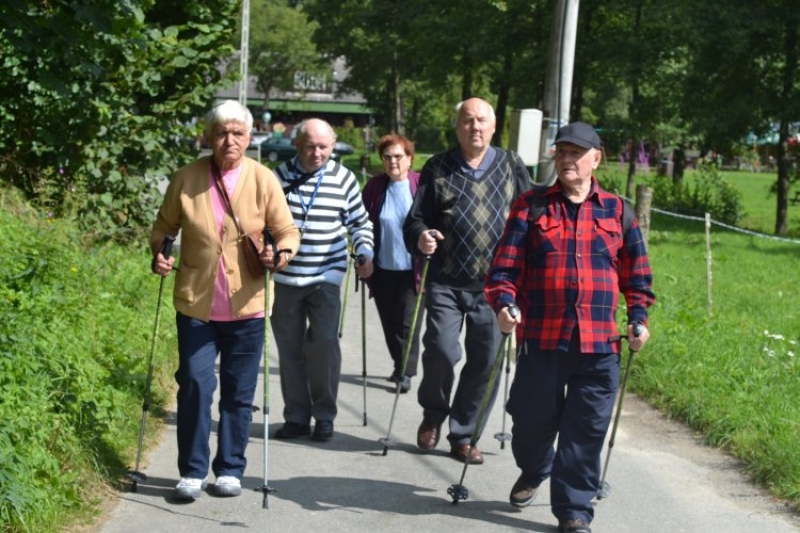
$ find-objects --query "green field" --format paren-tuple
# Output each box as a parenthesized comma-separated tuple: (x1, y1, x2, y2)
(606, 164, 800, 506)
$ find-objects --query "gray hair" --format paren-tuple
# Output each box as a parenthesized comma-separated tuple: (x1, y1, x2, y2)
(204, 100, 254, 136)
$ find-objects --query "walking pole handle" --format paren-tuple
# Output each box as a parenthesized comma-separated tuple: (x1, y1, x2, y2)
(151, 235, 176, 274)
(350, 252, 367, 266)
(350, 253, 367, 292)
(161, 235, 175, 259)
(632, 323, 644, 339)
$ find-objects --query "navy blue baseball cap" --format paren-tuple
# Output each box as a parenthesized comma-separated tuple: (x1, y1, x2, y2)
(554, 122, 602, 149)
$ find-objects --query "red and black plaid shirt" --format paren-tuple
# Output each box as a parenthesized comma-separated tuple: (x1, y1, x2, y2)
(485, 178, 655, 354)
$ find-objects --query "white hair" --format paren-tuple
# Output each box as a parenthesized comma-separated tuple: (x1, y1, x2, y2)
(204, 100, 254, 136)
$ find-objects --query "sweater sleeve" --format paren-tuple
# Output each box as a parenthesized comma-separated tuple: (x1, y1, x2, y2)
(403, 157, 437, 256)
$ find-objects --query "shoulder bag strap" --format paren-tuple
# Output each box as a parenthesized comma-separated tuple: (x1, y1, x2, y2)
(210, 159, 245, 238)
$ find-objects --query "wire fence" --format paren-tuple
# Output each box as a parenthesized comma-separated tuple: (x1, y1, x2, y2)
(620, 195, 800, 246)
(621, 193, 800, 316)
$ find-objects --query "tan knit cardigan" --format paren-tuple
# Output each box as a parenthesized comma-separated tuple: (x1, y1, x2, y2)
(150, 156, 300, 321)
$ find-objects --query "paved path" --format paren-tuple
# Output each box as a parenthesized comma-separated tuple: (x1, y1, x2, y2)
(99, 281, 800, 532)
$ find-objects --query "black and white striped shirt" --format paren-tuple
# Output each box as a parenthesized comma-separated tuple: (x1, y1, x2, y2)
(274, 158, 374, 287)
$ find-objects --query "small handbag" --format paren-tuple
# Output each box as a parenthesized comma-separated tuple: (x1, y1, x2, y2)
(210, 160, 265, 278)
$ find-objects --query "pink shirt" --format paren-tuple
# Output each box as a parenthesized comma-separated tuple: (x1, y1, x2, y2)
(209, 166, 265, 321)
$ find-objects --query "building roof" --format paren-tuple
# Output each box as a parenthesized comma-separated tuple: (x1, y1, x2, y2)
(217, 57, 373, 115)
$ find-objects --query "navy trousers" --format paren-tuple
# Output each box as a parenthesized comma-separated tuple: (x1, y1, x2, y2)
(507, 332, 620, 524)
(175, 312, 264, 480)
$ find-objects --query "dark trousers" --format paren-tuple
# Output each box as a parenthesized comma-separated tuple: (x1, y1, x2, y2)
(507, 331, 620, 524)
(418, 284, 502, 445)
(174, 313, 264, 480)
(371, 266, 424, 378)
(271, 282, 341, 424)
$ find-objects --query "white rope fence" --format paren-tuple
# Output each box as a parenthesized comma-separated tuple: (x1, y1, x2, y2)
(620, 194, 800, 316)
(648, 204, 800, 245)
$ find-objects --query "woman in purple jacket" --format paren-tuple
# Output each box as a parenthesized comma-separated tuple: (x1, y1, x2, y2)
(361, 134, 423, 393)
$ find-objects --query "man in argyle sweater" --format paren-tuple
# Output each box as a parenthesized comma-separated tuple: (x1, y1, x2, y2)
(403, 97, 531, 464)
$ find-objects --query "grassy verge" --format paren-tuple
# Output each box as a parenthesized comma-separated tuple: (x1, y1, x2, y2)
(0, 190, 177, 532)
(631, 194, 800, 508)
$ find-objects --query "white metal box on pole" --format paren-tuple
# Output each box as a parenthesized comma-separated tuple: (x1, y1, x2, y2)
(508, 109, 543, 167)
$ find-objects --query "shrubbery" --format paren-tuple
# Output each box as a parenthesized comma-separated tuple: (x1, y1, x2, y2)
(0, 190, 176, 532)
(597, 163, 745, 226)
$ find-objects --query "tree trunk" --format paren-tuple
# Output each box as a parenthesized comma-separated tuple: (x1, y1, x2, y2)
(461, 47, 473, 100)
(626, 136, 637, 199)
(494, 50, 513, 148)
(775, 12, 797, 236)
(625, 1, 644, 200)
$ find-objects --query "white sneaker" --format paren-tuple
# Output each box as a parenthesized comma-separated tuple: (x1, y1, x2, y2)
(214, 475, 242, 497)
(174, 476, 208, 500)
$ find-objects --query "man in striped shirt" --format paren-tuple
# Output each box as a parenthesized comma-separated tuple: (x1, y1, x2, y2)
(271, 118, 374, 442)
(485, 122, 655, 533)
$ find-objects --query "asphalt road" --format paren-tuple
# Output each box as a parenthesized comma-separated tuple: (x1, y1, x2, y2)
(98, 280, 800, 533)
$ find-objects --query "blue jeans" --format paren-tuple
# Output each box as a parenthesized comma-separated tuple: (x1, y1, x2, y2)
(175, 312, 264, 480)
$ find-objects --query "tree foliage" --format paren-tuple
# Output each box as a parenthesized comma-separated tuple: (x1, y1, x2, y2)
(248, 0, 326, 110)
(680, 0, 800, 235)
(302, 0, 551, 149)
(0, 0, 239, 242)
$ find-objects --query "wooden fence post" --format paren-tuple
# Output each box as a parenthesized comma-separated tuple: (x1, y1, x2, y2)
(705, 212, 713, 317)
(634, 184, 653, 250)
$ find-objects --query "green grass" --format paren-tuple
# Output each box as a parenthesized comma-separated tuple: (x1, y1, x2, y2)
(593, 164, 800, 506)
(0, 189, 177, 532)
(633, 210, 800, 507)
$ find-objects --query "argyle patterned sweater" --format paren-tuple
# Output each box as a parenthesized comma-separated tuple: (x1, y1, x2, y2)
(403, 147, 531, 291)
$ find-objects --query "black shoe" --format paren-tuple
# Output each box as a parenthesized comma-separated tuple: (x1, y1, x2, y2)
(558, 518, 592, 533)
(274, 421, 311, 439)
(399, 376, 411, 393)
(312, 420, 334, 441)
(386, 373, 401, 383)
(509, 475, 538, 508)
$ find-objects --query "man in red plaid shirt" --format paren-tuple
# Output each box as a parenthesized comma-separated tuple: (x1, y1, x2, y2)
(485, 122, 655, 533)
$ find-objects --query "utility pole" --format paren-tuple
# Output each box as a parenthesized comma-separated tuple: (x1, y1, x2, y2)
(239, 0, 250, 106)
(537, 0, 580, 184)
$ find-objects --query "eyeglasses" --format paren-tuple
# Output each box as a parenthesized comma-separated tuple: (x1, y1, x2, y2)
(382, 154, 406, 161)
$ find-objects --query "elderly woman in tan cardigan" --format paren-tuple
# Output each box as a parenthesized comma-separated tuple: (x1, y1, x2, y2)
(150, 100, 299, 501)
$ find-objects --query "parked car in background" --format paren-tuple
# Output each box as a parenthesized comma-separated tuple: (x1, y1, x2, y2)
(249, 131, 272, 148)
(331, 141, 355, 160)
(258, 135, 297, 162)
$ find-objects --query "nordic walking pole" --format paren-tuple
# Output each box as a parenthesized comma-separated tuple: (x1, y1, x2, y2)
(597, 322, 645, 500)
(351, 253, 368, 426)
(493, 334, 513, 449)
(128, 234, 175, 492)
(338, 252, 352, 338)
(379, 255, 431, 455)
(257, 229, 280, 509)
(449, 305, 519, 504)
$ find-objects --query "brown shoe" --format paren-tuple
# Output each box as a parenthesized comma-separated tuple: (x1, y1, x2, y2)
(509, 475, 538, 507)
(417, 419, 441, 451)
(449, 443, 484, 465)
(558, 519, 592, 533)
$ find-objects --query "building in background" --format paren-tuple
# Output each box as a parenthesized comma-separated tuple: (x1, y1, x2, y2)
(218, 57, 373, 137)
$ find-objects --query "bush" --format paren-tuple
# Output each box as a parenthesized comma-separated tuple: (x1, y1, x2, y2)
(597, 163, 745, 226)
(648, 163, 745, 225)
(0, 189, 176, 532)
